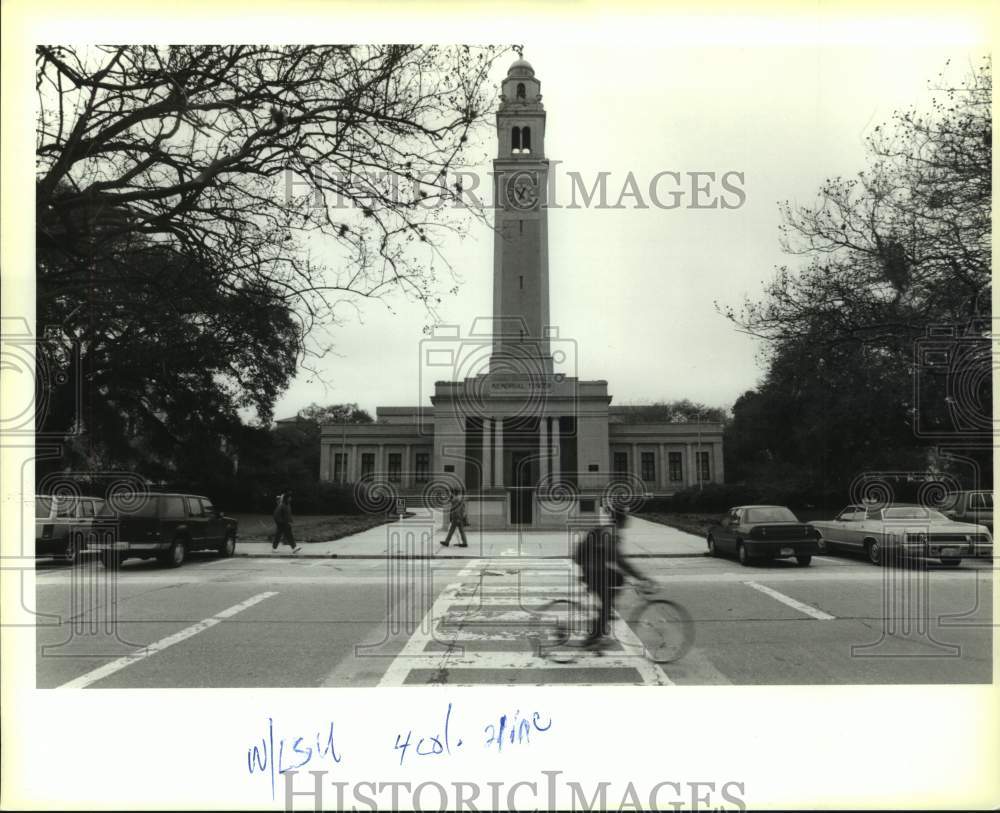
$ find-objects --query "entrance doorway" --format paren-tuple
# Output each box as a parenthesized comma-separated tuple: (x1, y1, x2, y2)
(509, 450, 534, 525)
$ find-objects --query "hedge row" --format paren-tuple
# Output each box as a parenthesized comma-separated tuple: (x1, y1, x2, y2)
(36, 476, 376, 516)
(635, 483, 845, 515)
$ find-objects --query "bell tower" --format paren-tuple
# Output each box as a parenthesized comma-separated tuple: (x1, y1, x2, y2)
(490, 57, 552, 376)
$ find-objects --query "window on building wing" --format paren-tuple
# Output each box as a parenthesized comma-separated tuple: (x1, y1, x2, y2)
(697, 451, 711, 481)
(668, 452, 683, 482)
(415, 453, 430, 483)
(333, 453, 348, 483)
(613, 451, 628, 475)
(641, 451, 656, 482)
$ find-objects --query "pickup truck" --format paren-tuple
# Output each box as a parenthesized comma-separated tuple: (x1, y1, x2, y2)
(941, 491, 993, 535)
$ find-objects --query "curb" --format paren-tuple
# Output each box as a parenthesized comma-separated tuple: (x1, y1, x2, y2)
(234, 552, 709, 560)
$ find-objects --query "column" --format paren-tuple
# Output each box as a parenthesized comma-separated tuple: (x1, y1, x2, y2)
(404, 444, 412, 487)
(433, 409, 466, 489)
(539, 416, 549, 486)
(659, 443, 667, 490)
(686, 443, 695, 487)
(377, 444, 386, 482)
(494, 418, 504, 488)
(713, 442, 724, 484)
(481, 418, 493, 490)
(551, 417, 560, 481)
(320, 443, 331, 482)
(631, 443, 640, 484)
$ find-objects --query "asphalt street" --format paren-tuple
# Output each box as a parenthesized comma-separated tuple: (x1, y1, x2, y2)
(34, 544, 993, 688)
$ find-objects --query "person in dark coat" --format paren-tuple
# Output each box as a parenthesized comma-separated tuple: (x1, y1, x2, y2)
(573, 502, 651, 647)
(439, 488, 469, 548)
(272, 491, 301, 553)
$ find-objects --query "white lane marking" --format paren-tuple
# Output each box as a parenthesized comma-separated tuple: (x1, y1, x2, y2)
(743, 581, 835, 620)
(57, 591, 278, 688)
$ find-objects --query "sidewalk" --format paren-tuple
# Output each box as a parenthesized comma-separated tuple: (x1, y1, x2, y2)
(235, 513, 708, 559)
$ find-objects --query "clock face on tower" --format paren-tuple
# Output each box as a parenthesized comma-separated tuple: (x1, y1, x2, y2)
(505, 171, 539, 211)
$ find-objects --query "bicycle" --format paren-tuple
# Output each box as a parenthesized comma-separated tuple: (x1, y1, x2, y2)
(535, 580, 694, 665)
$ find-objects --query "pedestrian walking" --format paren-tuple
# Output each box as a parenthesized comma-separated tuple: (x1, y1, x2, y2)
(439, 488, 469, 548)
(272, 491, 302, 553)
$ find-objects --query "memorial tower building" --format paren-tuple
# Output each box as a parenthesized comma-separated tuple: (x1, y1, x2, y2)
(318, 58, 725, 529)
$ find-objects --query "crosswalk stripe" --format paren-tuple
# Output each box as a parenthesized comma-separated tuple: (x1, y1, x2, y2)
(377, 563, 480, 687)
(439, 609, 563, 623)
(412, 653, 660, 669)
(378, 560, 675, 686)
(441, 597, 575, 607)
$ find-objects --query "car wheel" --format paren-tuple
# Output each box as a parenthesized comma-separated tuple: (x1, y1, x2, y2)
(865, 539, 882, 566)
(62, 536, 81, 566)
(796, 554, 812, 567)
(99, 551, 121, 569)
(161, 538, 186, 568)
(940, 558, 962, 567)
(737, 542, 751, 566)
(218, 533, 236, 558)
(707, 535, 716, 556)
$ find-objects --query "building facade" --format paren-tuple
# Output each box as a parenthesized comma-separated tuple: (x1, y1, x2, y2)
(320, 58, 724, 528)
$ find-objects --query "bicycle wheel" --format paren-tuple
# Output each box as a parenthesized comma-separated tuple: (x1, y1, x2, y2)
(536, 599, 589, 662)
(629, 599, 694, 664)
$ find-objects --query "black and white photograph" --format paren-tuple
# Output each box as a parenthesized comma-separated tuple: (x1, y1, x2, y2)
(1, 2, 997, 811)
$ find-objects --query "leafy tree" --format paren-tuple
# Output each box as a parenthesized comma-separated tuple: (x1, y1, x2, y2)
(35, 45, 511, 477)
(724, 58, 992, 497)
(727, 57, 990, 348)
(36, 45, 511, 341)
(295, 402, 373, 425)
(616, 400, 727, 424)
(219, 403, 373, 511)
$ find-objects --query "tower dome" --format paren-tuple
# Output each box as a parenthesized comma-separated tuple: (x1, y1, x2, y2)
(507, 58, 535, 78)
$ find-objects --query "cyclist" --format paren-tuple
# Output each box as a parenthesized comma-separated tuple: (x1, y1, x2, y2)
(573, 502, 654, 648)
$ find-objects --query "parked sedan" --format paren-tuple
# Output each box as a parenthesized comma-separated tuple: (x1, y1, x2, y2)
(810, 503, 992, 566)
(35, 495, 105, 564)
(707, 505, 821, 566)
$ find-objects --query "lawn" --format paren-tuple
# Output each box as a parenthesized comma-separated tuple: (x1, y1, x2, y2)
(230, 513, 392, 543)
(639, 512, 720, 537)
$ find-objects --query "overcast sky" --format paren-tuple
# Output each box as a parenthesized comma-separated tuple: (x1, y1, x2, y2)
(270, 41, 988, 421)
